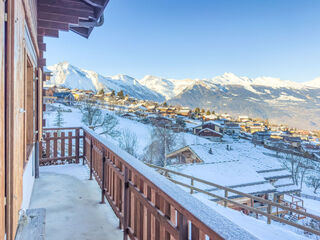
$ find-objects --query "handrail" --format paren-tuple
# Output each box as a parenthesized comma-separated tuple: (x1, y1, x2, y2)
(146, 163, 320, 236)
(39, 127, 320, 238)
(81, 126, 258, 240)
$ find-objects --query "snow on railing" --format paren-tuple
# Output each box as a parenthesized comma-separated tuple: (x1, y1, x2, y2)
(41, 126, 259, 240)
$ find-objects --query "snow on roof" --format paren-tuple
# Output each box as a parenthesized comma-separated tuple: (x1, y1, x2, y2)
(273, 177, 294, 187)
(275, 185, 301, 194)
(187, 144, 236, 164)
(198, 128, 223, 136)
(259, 169, 292, 180)
(166, 162, 272, 190)
(210, 182, 276, 198)
(193, 120, 223, 129)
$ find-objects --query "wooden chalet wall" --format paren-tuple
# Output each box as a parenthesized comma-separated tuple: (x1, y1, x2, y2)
(1, 0, 109, 238)
(4, 0, 39, 239)
(0, 1, 5, 239)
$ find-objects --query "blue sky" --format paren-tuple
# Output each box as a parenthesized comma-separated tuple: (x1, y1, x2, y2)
(45, 0, 320, 82)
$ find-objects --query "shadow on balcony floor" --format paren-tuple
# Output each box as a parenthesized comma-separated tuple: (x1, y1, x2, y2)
(30, 164, 123, 240)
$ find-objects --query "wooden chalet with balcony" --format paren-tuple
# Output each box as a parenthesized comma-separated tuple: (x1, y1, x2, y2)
(1, 1, 320, 239)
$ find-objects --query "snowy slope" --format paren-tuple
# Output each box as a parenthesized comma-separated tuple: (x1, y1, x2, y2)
(139, 75, 195, 100)
(46, 62, 165, 102)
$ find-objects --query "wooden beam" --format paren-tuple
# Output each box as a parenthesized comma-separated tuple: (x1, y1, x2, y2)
(38, 3, 95, 16)
(38, 12, 79, 24)
(38, 28, 59, 38)
(39, 0, 95, 10)
(81, 0, 104, 8)
(38, 5, 95, 19)
(38, 20, 69, 31)
(37, 35, 43, 43)
(38, 43, 46, 51)
(39, 58, 46, 67)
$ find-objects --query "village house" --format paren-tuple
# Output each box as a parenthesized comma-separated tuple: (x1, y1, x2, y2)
(252, 131, 271, 144)
(53, 92, 75, 105)
(193, 120, 223, 135)
(166, 144, 301, 211)
(238, 115, 250, 122)
(176, 108, 192, 117)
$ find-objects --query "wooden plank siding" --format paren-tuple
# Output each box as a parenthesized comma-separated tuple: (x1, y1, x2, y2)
(0, 0, 5, 239)
(5, 0, 39, 239)
(2, 0, 110, 238)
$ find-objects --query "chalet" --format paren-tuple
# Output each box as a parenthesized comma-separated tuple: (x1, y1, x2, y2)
(252, 131, 271, 144)
(193, 120, 223, 135)
(43, 87, 55, 96)
(0, 0, 111, 239)
(224, 123, 241, 136)
(238, 115, 250, 122)
(197, 128, 223, 142)
(148, 115, 173, 127)
(166, 145, 276, 208)
(176, 108, 192, 117)
(166, 144, 300, 205)
(204, 114, 218, 121)
(283, 136, 302, 148)
(53, 92, 75, 105)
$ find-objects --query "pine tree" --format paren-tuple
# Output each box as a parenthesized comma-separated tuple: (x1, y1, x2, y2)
(111, 90, 115, 97)
(98, 89, 105, 95)
(194, 107, 200, 114)
(117, 90, 124, 99)
(206, 110, 211, 115)
(162, 102, 168, 107)
(54, 105, 64, 127)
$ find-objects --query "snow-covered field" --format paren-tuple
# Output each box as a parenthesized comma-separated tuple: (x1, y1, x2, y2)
(44, 103, 320, 239)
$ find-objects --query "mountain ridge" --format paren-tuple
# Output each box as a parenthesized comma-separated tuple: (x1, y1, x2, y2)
(46, 62, 320, 129)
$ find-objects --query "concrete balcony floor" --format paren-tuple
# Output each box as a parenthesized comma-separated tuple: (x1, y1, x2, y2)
(30, 164, 123, 240)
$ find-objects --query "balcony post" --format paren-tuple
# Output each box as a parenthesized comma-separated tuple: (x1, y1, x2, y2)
(123, 166, 129, 240)
(89, 138, 93, 180)
(35, 141, 40, 178)
(75, 128, 80, 163)
(100, 151, 106, 204)
(177, 211, 188, 240)
(82, 130, 85, 165)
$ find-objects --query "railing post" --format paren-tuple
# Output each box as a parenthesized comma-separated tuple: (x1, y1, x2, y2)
(101, 151, 106, 204)
(267, 204, 271, 224)
(82, 130, 86, 165)
(123, 166, 129, 240)
(75, 128, 80, 163)
(89, 139, 93, 180)
(224, 190, 228, 207)
(177, 211, 188, 240)
(190, 178, 194, 194)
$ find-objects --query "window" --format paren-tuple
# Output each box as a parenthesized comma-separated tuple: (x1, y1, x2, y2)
(25, 55, 35, 161)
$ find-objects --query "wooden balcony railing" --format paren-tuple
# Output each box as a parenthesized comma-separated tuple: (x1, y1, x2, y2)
(39, 127, 319, 239)
(146, 164, 320, 236)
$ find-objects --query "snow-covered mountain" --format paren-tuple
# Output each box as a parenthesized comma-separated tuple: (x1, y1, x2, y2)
(46, 62, 165, 101)
(46, 62, 320, 129)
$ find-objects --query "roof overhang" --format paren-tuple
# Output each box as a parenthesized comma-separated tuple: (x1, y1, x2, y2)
(38, 0, 110, 39)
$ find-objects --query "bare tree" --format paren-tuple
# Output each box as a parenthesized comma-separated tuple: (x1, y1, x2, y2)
(100, 113, 119, 138)
(143, 125, 177, 166)
(80, 100, 103, 130)
(118, 129, 138, 157)
(306, 175, 320, 194)
(281, 153, 313, 188)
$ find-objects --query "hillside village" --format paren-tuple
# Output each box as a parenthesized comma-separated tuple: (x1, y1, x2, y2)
(44, 86, 320, 162)
(41, 85, 320, 239)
